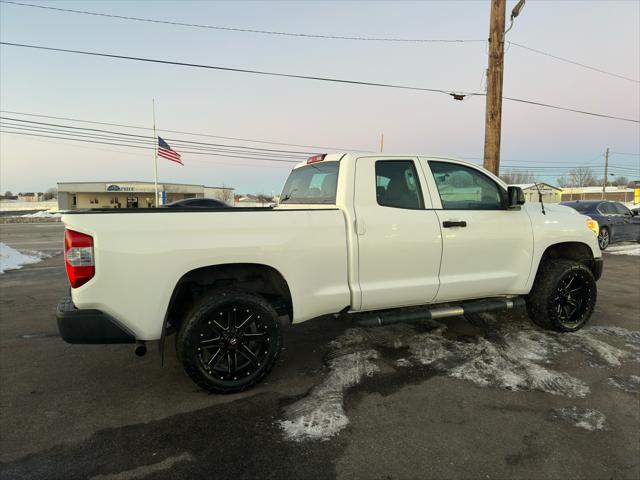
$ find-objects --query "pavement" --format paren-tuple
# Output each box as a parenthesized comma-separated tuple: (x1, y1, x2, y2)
(0, 223, 638, 480)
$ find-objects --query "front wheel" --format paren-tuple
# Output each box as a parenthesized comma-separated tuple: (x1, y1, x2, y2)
(526, 260, 597, 332)
(177, 289, 283, 393)
(598, 227, 610, 250)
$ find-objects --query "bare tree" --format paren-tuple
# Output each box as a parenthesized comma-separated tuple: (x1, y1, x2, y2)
(612, 176, 629, 187)
(43, 187, 58, 200)
(566, 167, 598, 188)
(500, 169, 536, 184)
(217, 184, 234, 205)
(557, 175, 571, 188)
(3, 190, 13, 197)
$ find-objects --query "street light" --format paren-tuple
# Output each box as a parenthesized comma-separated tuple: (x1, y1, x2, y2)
(504, 0, 526, 35)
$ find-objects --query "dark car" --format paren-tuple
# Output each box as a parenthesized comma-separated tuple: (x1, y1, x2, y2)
(560, 200, 640, 250)
(165, 198, 230, 209)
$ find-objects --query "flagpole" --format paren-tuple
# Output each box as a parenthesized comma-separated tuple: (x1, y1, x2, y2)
(152, 98, 159, 208)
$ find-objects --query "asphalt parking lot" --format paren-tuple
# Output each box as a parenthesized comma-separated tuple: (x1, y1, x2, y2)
(0, 223, 638, 480)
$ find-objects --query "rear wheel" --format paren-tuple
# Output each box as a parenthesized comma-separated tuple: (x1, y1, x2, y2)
(526, 260, 596, 332)
(177, 288, 282, 393)
(598, 227, 610, 250)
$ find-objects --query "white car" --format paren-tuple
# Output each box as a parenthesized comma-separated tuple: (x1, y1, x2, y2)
(57, 153, 603, 392)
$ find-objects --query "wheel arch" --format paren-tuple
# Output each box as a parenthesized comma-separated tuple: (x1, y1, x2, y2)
(532, 241, 601, 286)
(159, 263, 293, 363)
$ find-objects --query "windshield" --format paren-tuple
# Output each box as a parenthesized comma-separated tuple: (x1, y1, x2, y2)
(280, 162, 339, 204)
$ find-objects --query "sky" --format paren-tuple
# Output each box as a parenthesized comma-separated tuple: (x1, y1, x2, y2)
(1, 0, 639, 195)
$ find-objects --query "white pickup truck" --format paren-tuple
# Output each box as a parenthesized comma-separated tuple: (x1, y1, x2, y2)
(57, 153, 603, 392)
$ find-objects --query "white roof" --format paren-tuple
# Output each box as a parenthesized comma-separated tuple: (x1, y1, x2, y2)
(511, 183, 562, 191)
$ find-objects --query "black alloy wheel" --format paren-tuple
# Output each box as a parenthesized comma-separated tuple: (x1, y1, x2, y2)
(177, 289, 282, 393)
(553, 271, 592, 329)
(526, 259, 597, 332)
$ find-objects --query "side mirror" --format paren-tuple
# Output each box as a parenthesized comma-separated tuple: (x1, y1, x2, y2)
(507, 186, 525, 208)
(632, 210, 639, 217)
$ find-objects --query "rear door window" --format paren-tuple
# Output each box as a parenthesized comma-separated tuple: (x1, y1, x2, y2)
(613, 203, 631, 216)
(280, 162, 339, 204)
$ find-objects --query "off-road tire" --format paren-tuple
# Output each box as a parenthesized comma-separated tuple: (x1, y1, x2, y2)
(177, 288, 282, 393)
(526, 259, 597, 332)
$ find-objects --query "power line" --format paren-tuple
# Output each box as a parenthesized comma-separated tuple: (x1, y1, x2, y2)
(0, 116, 311, 157)
(508, 42, 639, 84)
(0, 130, 303, 164)
(0, 1, 485, 44)
(610, 151, 640, 156)
(1, 42, 638, 124)
(0, 110, 368, 152)
(4, 0, 637, 85)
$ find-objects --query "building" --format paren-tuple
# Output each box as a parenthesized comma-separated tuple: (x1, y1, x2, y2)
(560, 186, 635, 203)
(511, 183, 563, 204)
(57, 181, 234, 210)
(18, 192, 44, 202)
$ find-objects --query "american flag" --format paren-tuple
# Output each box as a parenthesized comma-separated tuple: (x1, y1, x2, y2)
(157, 136, 183, 165)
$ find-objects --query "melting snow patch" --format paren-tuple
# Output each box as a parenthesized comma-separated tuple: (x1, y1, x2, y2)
(605, 244, 640, 256)
(279, 320, 639, 441)
(550, 407, 608, 431)
(0, 243, 48, 273)
(20, 210, 62, 218)
(608, 375, 640, 393)
(279, 349, 379, 441)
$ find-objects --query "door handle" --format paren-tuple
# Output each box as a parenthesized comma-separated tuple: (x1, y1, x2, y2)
(442, 220, 467, 228)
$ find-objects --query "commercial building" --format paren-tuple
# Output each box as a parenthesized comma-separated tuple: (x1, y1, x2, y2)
(511, 183, 563, 204)
(560, 186, 636, 203)
(57, 181, 234, 210)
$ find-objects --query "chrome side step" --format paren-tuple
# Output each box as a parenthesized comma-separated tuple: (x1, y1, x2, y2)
(352, 297, 525, 327)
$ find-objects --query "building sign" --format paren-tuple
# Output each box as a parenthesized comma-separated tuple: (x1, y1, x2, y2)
(105, 184, 157, 193)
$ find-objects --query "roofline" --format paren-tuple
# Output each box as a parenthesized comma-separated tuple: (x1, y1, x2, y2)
(56, 181, 234, 189)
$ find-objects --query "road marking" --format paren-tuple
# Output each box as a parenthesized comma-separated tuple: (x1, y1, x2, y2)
(89, 452, 194, 480)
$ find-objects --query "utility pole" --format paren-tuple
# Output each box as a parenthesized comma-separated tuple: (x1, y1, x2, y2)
(602, 147, 609, 199)
(380, 133, 384, 153)
(483, 0, 526, 176)
(483, 0, 506, 176)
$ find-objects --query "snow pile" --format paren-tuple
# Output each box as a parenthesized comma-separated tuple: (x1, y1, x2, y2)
(279, 319, 640, 441)
(549, 407, 608, 431)
(0, 243, 48, 273)
(607, 375, 640, 393)
(605, 244, 640, 256)
(20, 210, 62, 218)
(279, 349, 379, 441)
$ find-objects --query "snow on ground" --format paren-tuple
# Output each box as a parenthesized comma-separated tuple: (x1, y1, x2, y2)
(605, 244, 640, 256)
(549, 407, 608, 431)
(0, 243, 49, 273)
(279, 320, 640, 442)
(20, 210, 63, 218)
(0, 200, 58, 212)
(607, 375, 640, 393)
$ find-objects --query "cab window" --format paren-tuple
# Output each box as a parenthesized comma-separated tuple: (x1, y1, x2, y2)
(375, 160, 424, 209)
(428, 161, 504, 210)
(280, 162, 339, 204)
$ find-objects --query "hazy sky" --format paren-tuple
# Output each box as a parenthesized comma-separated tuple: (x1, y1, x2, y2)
(1, 0, 639, 194)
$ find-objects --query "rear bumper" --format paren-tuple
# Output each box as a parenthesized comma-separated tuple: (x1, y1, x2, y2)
(593, 257, 604, 281)
(56, 297, 136, 344)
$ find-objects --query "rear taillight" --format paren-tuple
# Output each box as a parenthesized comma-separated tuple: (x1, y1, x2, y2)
(64, 229, 95, 288)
